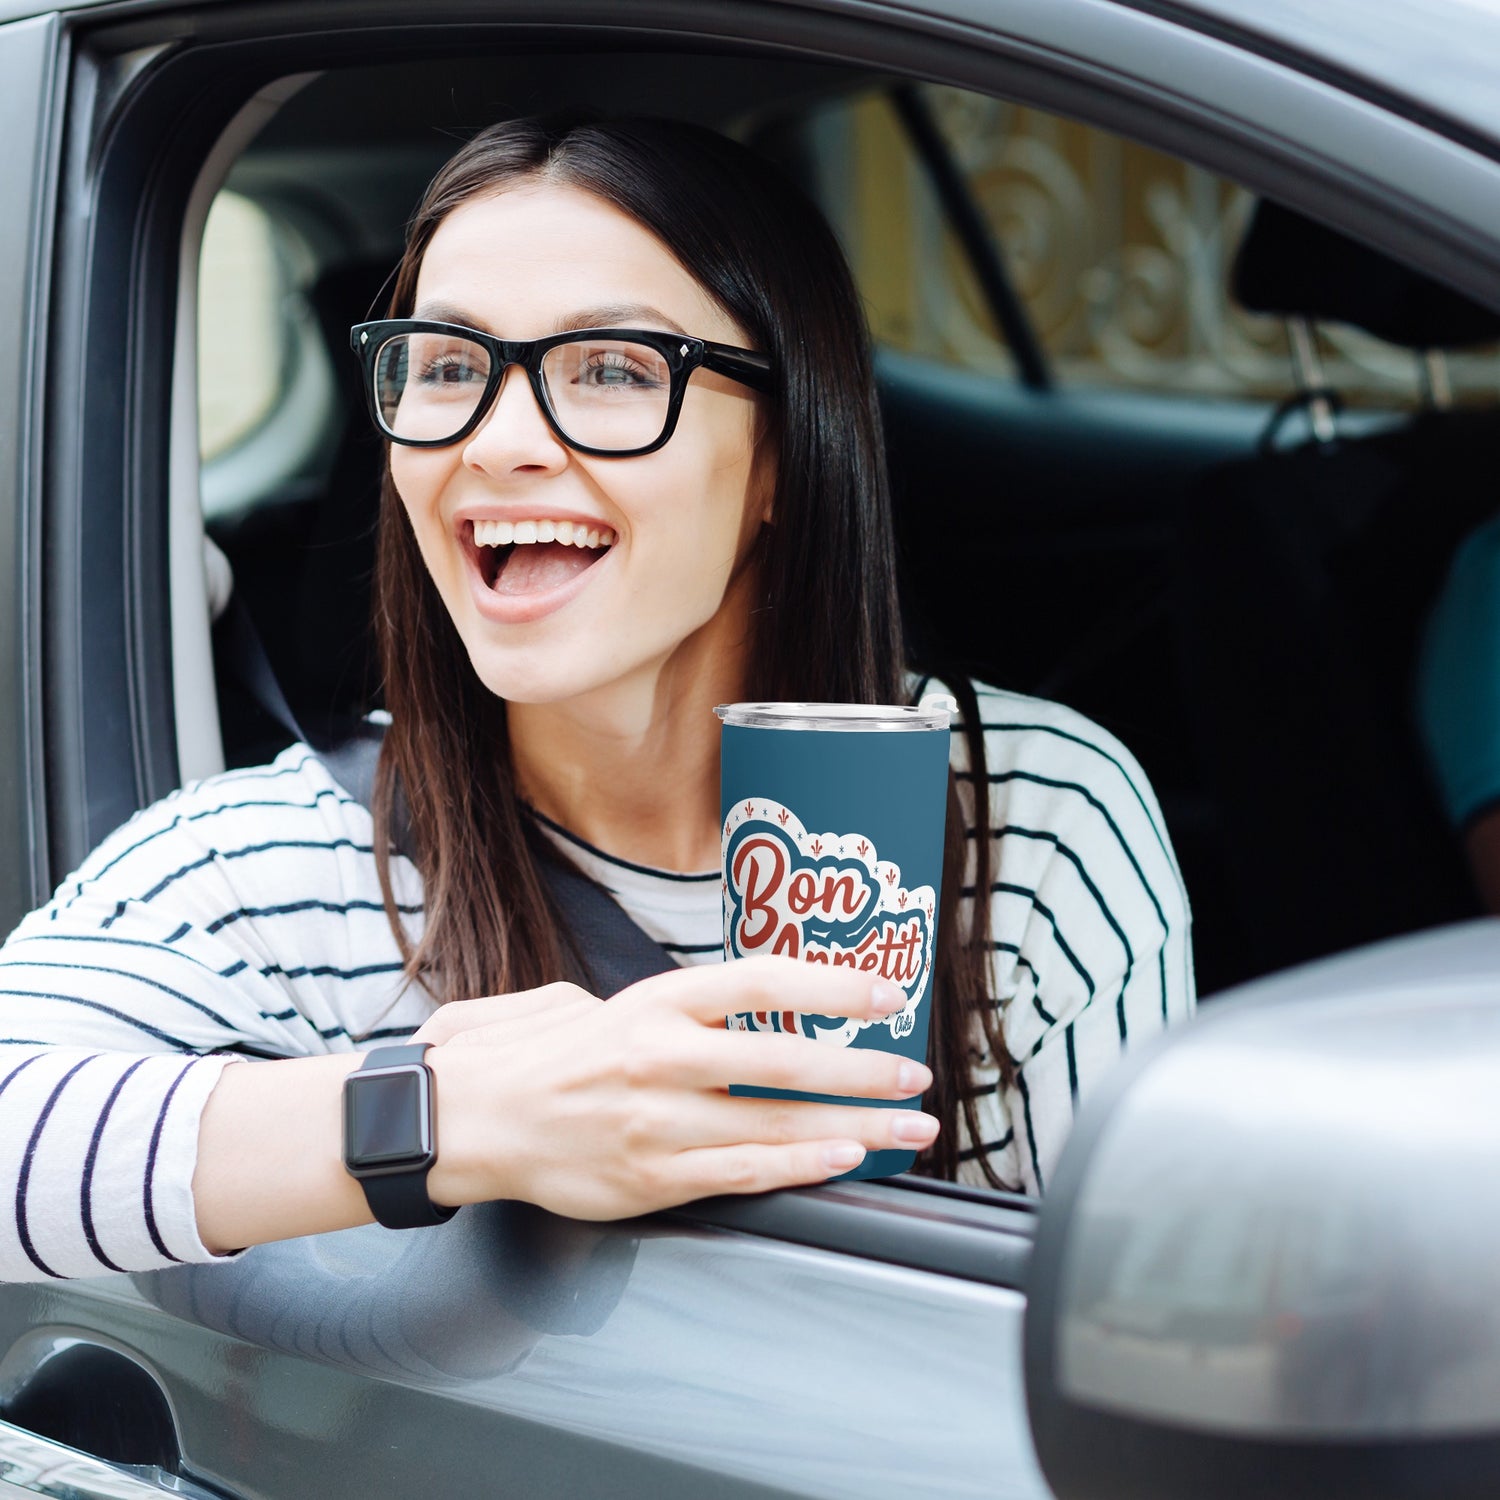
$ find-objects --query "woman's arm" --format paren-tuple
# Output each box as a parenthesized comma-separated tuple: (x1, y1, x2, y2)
(193, 960, 937, 1254)
(0, 1047, 240, 1278)
(2, 748, 938, 1276)
(0, 748, 422, 1280)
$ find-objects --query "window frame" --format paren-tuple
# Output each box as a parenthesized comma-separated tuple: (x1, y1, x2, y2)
(0, 12, 59, 936)
(884, 80, 1052, 390)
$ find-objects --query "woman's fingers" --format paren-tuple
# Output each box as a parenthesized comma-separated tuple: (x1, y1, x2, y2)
(632, 1025, 929, 1100)
(413, 983, 600, 1045)
(656, 1139, 880, 1206)
(660, 1092, 946, 1204)
(619, 954, 911, 1026)
(424, 957, 900, 1050)
(633, 1091, 938, 1154)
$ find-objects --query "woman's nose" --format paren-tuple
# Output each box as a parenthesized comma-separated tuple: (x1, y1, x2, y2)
(460, 363, 569, 476)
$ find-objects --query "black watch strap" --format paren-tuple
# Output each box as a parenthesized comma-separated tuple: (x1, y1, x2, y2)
(361, 1170, 456, 1230)
(344, 1043, 458, 1230)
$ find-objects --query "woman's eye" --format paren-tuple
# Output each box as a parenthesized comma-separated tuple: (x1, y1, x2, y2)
(418, 354, 485, 386)
(580, 354, 659, 389)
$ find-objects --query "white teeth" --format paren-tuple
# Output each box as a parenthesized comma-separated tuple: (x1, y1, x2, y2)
(471, 519, 614, 549)
(473, 519, 514, 547)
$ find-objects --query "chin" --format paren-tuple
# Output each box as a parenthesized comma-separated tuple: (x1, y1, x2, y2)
(463, 643, 620, 707)
(453, 599, 731, 711)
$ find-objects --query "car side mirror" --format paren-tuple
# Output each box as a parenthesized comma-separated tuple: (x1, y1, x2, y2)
(1023, 925, 1500, 1500)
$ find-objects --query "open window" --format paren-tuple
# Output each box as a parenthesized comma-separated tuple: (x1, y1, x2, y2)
(177, 51, 1496, 1197)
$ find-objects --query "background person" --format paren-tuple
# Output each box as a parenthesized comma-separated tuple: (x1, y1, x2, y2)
(1417, 511, 1500, 911)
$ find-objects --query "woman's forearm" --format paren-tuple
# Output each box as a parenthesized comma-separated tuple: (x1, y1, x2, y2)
(193, 1053, 371, 1255)
(193, 960, 938, 1254)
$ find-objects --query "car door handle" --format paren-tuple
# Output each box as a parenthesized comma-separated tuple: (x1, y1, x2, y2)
(0, 1417, 226, 1499)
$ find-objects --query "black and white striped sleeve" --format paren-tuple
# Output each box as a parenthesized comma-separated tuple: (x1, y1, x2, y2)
(0, 746, 427, 1281)
(947, 684, 1195, 1196)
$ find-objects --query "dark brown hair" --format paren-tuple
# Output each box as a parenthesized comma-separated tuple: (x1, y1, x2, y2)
(370, 116, 1012, 1187)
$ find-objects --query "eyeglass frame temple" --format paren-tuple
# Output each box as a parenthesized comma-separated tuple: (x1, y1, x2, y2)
(699, 341, 774, 392)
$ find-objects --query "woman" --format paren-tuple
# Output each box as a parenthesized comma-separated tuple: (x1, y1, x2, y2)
(0, 117, 1192, 1281)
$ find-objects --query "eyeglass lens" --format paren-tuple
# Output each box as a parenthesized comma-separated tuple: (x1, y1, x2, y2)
(373, 331, 675, 450)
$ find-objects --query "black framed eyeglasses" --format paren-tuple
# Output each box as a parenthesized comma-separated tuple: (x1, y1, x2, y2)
(349, 319, 775, 457)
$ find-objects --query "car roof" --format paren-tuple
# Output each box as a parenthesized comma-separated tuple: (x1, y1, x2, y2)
(13, 0, 1500, 160)
(1110, 0, 1500, 149)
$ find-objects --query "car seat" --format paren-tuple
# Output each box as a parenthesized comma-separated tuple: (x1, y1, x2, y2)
(1176, 201, 1500, 983)
(292, 260, 393, 738)
(211, 259, 391, 765)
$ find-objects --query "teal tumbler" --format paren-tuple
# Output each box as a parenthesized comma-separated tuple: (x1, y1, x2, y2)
(715, 701, 952, 1181)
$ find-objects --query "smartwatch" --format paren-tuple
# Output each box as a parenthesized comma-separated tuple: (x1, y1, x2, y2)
(341, 1043, 458, 1229)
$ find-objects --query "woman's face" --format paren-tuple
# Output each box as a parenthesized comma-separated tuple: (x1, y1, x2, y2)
(390, 180, 773, 709)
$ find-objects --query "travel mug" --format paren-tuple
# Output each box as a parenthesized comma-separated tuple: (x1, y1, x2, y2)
(716, 701, 952, 1181)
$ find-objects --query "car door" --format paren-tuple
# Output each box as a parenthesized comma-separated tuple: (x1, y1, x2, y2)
(0, 1185, 1043, 1500)
(3, 3, 1500, 1500)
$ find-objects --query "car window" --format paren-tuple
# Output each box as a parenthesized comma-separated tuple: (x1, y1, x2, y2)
(800, 83, 1499, 411)
(197, 188, 337, 518)
(795, 90, 1014, 377)
(198, 191, 293, 460)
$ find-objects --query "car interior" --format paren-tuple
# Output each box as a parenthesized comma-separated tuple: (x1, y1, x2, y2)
(189, 48, 1500, 1002)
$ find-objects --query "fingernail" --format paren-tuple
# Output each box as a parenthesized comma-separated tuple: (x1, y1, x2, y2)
(871, 981, 905, 1013)
(824, 1142, 866, 1171)
(893, 1113, 939, 1143)
(898, 1061, 932, 1093)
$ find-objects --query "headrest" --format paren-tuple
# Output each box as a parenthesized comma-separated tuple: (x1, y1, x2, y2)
(1232, 199, 1500, 350)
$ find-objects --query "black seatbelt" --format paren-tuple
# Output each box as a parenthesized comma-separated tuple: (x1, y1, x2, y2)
(319, 728, 681, 998)
(219, 592, 307, 746)
(217, 591, 681, 997)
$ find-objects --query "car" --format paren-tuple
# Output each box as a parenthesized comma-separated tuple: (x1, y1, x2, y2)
(1, 0, 1499, 1496)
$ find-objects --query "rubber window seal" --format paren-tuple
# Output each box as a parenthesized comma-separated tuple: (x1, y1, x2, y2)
(661, 1174, 1035, 1290)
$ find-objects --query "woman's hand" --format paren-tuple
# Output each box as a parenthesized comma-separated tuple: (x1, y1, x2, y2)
(412, 981, 601, 1047)
(421, 956, 936, 1220)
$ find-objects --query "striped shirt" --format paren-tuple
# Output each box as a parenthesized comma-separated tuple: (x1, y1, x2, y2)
(0, 681, 1191, 1281)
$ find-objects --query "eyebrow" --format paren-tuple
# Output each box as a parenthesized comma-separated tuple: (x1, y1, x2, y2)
(412, 300, 494, 332)
(410, 300, 690, 337)
(558, 304, 689, 336)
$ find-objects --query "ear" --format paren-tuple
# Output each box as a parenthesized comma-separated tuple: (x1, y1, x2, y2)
(751, 417, 778, 527)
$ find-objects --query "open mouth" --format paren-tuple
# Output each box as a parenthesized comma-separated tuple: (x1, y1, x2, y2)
(467, 518, 615, 596)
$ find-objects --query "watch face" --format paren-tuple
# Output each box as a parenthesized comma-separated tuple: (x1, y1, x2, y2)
(344, 1068, 433, 1170)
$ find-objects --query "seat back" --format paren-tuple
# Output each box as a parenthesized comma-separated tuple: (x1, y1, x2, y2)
(1177, 202, 1497, 979)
